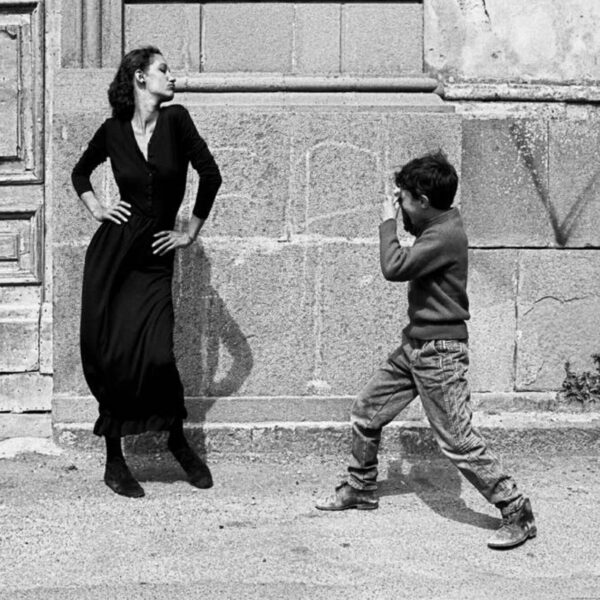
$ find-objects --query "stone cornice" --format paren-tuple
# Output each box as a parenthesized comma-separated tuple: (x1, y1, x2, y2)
(175, 74, 440, 93)
(443, 82, 600, 103)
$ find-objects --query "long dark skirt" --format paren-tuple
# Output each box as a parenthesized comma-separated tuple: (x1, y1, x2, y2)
(80, 215, 186, 437)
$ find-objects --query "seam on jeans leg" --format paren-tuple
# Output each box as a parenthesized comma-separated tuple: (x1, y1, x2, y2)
(364, 351, 415, 431)
(456, 352, 503, 483)
(437, 350, 473, 458)
(431, 349, 514, 503)
(357, 356, 414, 488)
(451, 352, 507, 494)
(439, 352, 460, 444)
(357, 386, 398, 489)
(365, 387, 409, 430)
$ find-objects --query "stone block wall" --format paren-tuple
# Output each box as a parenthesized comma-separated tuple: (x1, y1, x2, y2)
(124, 3, 423, 75)
(3, 0, 600, 437)
(459, 104, 600, 396)
(425, 0, 600, 407)
(53, 96, 461, 425)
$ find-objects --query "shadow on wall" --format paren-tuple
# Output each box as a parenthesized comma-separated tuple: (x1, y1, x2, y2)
(174, 243, 254, 442)
(379, 459, 500, 530)
(126, 243, 253, 473)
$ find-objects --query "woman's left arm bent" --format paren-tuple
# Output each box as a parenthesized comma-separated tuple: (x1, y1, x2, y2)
(152, 106, 221, 256)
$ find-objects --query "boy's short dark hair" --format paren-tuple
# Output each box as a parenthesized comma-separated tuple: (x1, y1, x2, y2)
(394, 151, 458, 210)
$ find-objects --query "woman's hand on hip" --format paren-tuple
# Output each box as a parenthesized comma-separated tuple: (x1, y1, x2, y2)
(93, 201, 132, 224)
(152, 230, 193, 255)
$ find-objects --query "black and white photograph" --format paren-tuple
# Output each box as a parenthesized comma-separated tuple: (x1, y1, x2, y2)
(1, 1, 599, 598)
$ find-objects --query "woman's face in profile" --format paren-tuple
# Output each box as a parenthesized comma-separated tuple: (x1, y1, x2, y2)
(141, 54, 176, 102)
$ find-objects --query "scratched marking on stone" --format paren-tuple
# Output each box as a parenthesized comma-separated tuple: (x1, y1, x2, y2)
(509, 120, 597, 246)
(456, 0, 492, 27)
(303, 141, 381, 232)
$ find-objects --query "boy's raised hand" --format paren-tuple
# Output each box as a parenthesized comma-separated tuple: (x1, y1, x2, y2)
(381, 193, 399, 222)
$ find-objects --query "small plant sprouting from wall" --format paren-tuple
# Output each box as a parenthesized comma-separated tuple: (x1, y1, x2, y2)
(561, 355, 600, 407)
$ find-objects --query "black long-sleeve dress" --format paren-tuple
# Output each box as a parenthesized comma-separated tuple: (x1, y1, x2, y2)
(71, 104, 222, 437)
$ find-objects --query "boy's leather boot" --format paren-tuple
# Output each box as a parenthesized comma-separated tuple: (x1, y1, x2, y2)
(315, 482, 379, 511)
(487, 497, 537, 549)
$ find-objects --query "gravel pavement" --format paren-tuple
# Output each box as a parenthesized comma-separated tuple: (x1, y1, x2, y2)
(1, 447, 599, 599)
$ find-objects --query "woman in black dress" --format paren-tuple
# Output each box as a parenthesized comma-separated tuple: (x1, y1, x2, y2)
(71, 46, 222, 498)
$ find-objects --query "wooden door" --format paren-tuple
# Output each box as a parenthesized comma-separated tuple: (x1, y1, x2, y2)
(0, 1, 46, 412)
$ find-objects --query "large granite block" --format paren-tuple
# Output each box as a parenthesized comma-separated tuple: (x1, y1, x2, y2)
(202, 4, 294, 72)
(289, 111, 388, 239)
(0, 373, 51, 412)
(294, 4, 340, 74)
(548, 117, 600, 247)
(54, 109, 290, 241)
(173, 241, 317, 398)
(0, 305, 39, 374)
(289, 110, 460, 240)
(181, 109, 290, 238)
(52, 113, 114, 246)
(318, 242, 409, 395)
(0, 413, 51, 438)
(461, 118, 555, 247)
(125, 4, 201, 71)
(517, 250, 600, 391)
(385, 112, 462, 209)
(316, 245, 517, 397)
(52, 245, 87, 396)
(468, 250, 518, 392)
(342, 3, 423, 75)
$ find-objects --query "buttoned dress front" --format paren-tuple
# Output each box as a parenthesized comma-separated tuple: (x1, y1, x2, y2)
(71, 104, 221, 437)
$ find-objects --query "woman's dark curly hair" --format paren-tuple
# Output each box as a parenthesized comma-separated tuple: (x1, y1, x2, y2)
(108, 46, 162, 121)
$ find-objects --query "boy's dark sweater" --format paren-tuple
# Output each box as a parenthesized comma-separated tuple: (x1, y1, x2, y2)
(379, 207, 470, 340)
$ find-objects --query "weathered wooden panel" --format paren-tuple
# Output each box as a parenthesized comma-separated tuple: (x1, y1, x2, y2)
(0, 210, 43, 284)
(0, 1, 43, 184)
(0, 3, 44, 286)
(0, 185, 43, 284)
(0, 24, 19, 158)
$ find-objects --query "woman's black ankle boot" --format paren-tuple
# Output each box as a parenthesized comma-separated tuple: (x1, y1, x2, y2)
(167, 437, 213, 489)
(104, 458, 145, 498)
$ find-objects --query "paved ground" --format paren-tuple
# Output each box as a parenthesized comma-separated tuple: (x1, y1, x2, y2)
(1, 445, 599, 600)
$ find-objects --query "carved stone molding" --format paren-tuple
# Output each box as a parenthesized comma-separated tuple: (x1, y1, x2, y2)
(61, 0, 122, 68)
(0, 0, 44, 184)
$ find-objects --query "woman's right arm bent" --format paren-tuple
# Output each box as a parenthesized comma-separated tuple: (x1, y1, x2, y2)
(71, 121, 131, 225)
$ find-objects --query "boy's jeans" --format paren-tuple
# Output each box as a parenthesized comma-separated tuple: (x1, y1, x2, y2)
(348, 334, 522, 510)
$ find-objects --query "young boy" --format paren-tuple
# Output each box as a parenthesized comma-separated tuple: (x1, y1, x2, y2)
(316, 151, 536, 550)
